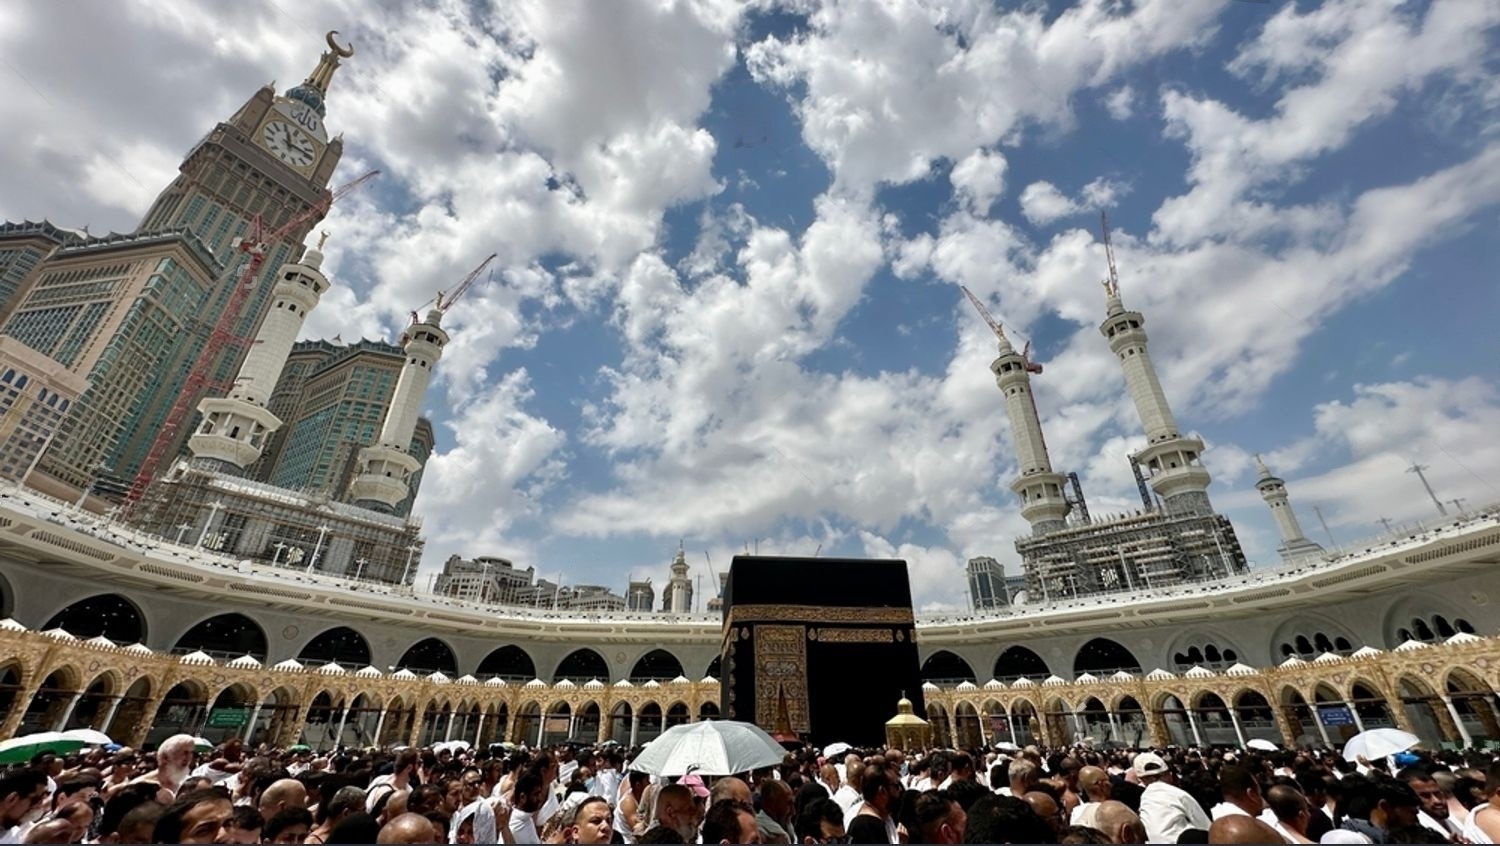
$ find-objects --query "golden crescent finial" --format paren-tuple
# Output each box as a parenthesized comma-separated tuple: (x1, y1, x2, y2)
(326, 30, 354, 58)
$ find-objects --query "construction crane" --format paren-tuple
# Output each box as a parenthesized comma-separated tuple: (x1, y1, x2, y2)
(960, 285, 1042, 374)
(407, 254, 497, 324)
(122, 170, 380, 512)
(1100, 211, 1120, 299)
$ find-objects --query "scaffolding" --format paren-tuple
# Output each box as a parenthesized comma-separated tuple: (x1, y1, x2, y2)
(1015, 508, 1245, 601)
(131, 459, 423, 586)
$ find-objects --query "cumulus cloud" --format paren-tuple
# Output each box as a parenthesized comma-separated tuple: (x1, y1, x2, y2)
(949, 149, 1008, 216)
(1019, 178, 1128, 225)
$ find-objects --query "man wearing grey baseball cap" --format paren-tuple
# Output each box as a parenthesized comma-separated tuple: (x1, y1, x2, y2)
(1134, 753, 1212, 844)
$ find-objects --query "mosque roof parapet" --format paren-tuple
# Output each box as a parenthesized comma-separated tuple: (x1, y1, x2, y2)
(956, 680, 978, 690)
(356, 665, 384, 677)
(613, 680, 634, 688)
(227, 655, 262, 669)
(124, 643, 153, 655)
(83, 635, 119, 651)
(922, 681, 940, 691)
(1278, 656, 1308, 667)
(1225, 663, 1256, 676)
(524, 678, 547, 688)
(1183, 665, 1216, 678)
(1010, 677, 1036, 688)
(669, 675, 691, 685)
(457, 674, 479, 685)
(1109, 670, 1136, 682)
(1393, 639, 1429, 652)
(1075, 673, 1099, 684)
(642, 680, 661, 689)
(42, 627, 76, 641)
(0, 619, 24, 632)
(391, 669, 419, 680)
(427, 671, 451, 684)
(584, 679, 605, 690)
(555, 679, 575, 689)
(1313, 652, 1343, 664)
(181, 650, 216, 666)
(317, 662, 347, 675)
(1146, 668, 1176, 680)
(1447, 632, 1482, 645)
(983, 679, 1005, 690)
(273, 659, 305, 672)
(1350, 646, 1384, 658)
(1043, 674, 1068, 686)
(700, 676, 717, 685)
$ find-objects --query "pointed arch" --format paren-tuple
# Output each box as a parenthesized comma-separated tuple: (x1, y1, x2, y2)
(298, 627, 372, 667)
(704, 655, 722, 680)
(173, 613, 267, 660)
(993, 645, 1049, 681)
(478, 645, 537, 681)
(555, 648, 609, 683)
(395, 638, 458, 675)
(1073, 638, 1143, 676)
(43, 594, 147, 644)
(921, 651, 977, 684)
(630, 649, 685, 682)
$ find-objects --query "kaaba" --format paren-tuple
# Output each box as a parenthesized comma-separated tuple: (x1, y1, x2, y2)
(720, 556, 924, 748)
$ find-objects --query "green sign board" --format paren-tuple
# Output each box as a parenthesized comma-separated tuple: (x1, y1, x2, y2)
(207, 708, 249, 728)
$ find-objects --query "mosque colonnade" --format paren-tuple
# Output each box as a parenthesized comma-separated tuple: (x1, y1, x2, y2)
(3, 626, 1499, 751)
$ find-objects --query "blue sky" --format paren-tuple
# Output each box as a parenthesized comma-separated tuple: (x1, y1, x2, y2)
(2, 0, 1498, 608)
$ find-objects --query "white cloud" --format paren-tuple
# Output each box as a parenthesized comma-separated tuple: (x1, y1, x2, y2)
(1019, 177, 1127, 225)
(949, 148, 1008, 215)
(746, 0, 1227, 194)
(1104, 85, 1135, 120)
(1153, 0, 1500, 246)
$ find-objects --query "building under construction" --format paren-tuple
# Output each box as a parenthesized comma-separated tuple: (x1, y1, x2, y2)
(963, 215, 1269, 602)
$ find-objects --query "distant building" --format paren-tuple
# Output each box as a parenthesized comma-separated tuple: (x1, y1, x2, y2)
(0, 337, 90, 484)
(966, 557, 1011, 610)
(626, 578, 655, 611)
(434, 555, 535, 604)
(660, 547, 694, 613)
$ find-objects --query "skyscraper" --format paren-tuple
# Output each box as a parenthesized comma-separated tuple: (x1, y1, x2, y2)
(0, 33, 351, 495)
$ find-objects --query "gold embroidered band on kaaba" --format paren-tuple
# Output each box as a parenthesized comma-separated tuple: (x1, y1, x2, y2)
(723, 604, 916, 627)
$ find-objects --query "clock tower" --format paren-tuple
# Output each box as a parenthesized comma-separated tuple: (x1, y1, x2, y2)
(103, 33, 355, 481)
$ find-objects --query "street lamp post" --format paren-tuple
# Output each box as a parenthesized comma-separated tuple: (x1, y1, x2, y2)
(175, 523, 194, 545)
(271, 542, 288, 566)
(305, 524, 331, 573)
(196, 500, 225, 548)
(353, 557, 367, 581)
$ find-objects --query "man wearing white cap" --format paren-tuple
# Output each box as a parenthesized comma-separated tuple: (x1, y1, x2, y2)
(1134, 752, 1211, 844)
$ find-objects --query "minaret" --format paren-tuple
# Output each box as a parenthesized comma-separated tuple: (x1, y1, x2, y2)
(188, 236, 332, 473)
(663, 544, 693, 613)
(1255, 455, 1324, 560)
(1097, 217, 1213, 516)
(992, 327, 1070, 536)
(348, 307, 448, 512)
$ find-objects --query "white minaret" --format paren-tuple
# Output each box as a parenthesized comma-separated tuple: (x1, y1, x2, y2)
(188, 237, 332, 473)
(663, 545, 692, 613)
(1255, 455, 1324, 560)
(348, 307, 448, 512)
(991, 327, 1070, 536)
(1097, 226, 1213, 515)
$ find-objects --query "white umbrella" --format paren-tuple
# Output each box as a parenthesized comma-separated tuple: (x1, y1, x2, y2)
(993, 741, 1020, 752)
(628, 720, 786, 777)
(60, 728, 113, 746)
(823, 742, 852, 758)
(1343, 728, 1419, 762)
(1246, 739, 1278, 752)
(192, 737, 214, 752)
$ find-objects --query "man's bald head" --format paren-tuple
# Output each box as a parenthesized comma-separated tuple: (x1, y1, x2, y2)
(709, 777, 751, 806)
(259, 778, 308, 815)
(376, 812, 437, 844)
(1079, 766, 1111, 801)
(1094, 801, 1145, 845)
(1208, 815, 1285, 845)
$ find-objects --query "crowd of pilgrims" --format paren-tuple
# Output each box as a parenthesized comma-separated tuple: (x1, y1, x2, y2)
(2, 734, 1499, 845)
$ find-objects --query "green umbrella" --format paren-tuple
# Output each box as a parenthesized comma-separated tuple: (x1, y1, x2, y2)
(0, 731, 86, 764)
(287, 744, 311, 753)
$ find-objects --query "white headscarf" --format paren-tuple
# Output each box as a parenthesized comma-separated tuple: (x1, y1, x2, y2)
(452, 797, 497, 844)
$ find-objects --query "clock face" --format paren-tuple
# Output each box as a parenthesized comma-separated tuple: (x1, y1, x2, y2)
(261, 120, 317, 168)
